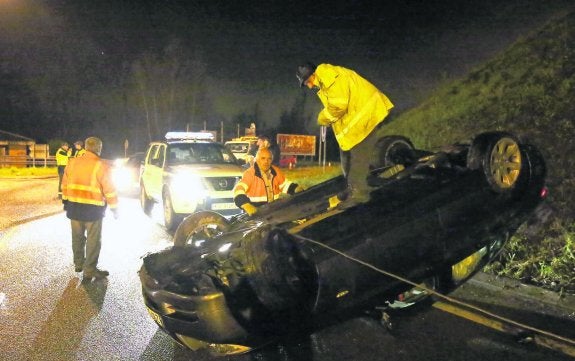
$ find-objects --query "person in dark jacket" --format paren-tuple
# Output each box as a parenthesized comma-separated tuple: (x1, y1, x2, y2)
(248, 135, 281, 167)
(62, 137, 118, 280)
(72, 140, 86, 157)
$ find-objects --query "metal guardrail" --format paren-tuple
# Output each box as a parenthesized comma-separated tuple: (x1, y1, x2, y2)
(0, 156, 57, 167)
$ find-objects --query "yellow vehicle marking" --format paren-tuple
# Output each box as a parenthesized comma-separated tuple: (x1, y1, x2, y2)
(288, 208, 345, 234)
(146, 307, 164, 328)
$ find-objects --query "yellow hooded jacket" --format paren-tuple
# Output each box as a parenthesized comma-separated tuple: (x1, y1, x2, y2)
(315, 64, 394, 151)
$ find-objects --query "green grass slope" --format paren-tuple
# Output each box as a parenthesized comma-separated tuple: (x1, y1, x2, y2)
(379, 10, 575, 293)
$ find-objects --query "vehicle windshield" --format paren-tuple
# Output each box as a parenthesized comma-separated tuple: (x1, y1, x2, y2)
(167, 143, 237, 165)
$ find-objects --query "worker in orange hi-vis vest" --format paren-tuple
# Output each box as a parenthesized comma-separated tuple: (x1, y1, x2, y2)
(62, 136, 118, 280)
(233, 148, 303, 216)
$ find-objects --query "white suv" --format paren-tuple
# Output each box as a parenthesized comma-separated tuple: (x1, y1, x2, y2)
(140, 132, 243, 230)
(224, 136, 258, 163)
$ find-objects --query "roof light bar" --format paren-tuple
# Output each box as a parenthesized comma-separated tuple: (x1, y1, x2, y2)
(165, 132, 214, 141)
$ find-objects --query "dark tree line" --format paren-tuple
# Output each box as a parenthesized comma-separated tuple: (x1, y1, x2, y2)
(0, 2, 320, 156)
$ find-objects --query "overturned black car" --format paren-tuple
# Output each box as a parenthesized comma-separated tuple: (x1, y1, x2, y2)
(139, 131, 547, 355)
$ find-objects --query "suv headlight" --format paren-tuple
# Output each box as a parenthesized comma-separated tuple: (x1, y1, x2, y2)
(112, 167, 131, 190)
(170, 173, 208, 199)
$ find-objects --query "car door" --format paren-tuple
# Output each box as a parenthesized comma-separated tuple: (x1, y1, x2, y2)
(145, 144, 166, 200)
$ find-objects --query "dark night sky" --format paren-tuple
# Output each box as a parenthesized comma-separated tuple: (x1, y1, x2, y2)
(0, 0, 573, 153)
(57, 0, 494, 85)
(55, 0, 567, 83)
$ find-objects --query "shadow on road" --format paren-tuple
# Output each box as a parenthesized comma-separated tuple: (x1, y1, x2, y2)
(3, 210, 64, 230)
(25, 277, 108, 360)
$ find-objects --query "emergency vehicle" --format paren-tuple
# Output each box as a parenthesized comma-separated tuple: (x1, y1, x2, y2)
(224, 136, 258, 163)
(139, 132, 243, 230)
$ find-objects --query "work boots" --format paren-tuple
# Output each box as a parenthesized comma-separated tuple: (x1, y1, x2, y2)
(83, 268, 109, 279)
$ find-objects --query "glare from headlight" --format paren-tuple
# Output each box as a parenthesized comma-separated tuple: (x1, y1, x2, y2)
(114, 158, 128, 167)
(112, 167, 132, 190)
(170, 173, 208, 199)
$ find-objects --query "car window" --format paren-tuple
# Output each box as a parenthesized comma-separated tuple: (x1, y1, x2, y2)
(167, 143, 237, 165)
(145, 145, 157, 165)
(150, 145, 165, 167)
(226, 142, 249, 153)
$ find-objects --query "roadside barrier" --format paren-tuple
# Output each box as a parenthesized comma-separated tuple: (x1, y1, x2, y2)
(0, 156, 56, 168)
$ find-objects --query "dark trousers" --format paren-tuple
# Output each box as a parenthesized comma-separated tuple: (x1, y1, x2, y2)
(71, 219, 103, 273)
(339, 130, 379, 201)
(57, 165, 66, 196)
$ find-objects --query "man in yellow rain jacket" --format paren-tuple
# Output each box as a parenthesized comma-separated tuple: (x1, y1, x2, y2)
(233, 148, 303, 216)
(297, 62, 394, 208)
(62, 137, 118, 280)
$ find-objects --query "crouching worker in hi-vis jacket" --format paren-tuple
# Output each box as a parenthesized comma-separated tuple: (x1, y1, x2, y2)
(233, 148, 303, 216)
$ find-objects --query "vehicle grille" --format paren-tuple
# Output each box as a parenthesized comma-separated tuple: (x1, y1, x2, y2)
(207, 177, 239, 191)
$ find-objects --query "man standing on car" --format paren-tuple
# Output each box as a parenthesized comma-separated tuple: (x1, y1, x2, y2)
(234, 148, 303, 216)
(296, 62, 394, 208)
(62, 137, 118, 280)
(56, 142, 71, 199)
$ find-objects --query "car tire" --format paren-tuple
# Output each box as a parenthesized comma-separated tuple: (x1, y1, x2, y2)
(140, 185, 154, 215)
(466, 131, 512, 170)
(467, 132, 522, 193)
(163, 190, 183, 232)
(173, 211, 230, 247)
(371, 135, 416, 169)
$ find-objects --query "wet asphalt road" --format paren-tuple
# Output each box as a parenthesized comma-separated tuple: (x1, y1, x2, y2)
(0, 177, 574, 360)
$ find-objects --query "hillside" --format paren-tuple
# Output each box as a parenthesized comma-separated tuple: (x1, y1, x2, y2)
(378, 10, 575, 293)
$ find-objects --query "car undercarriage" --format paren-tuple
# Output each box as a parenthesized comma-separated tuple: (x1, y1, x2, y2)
(139, 131, 547, 355)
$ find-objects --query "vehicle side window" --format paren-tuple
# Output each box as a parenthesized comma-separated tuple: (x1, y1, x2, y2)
(206, 144, 224, 163)
(146, 145, 157, 165)
(150, 145, 166, 167)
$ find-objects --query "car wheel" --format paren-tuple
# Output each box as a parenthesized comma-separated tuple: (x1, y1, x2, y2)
(173, 211, 230, 247)
(466, 131, 510, 168)
(372, 135, 416, 169)
(140, 185, 153, 215)
(468, 132, 522, 193)
(163, 190, 182, 232)
(484, 136, 522, 192)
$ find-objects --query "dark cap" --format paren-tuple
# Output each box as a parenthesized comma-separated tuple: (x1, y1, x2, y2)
(296, 62, 317, 87)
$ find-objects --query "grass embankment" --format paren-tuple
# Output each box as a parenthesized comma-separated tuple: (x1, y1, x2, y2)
(284, 163, 342, 189)
(0, 167, 57, 177)
(378, 10, 575, 293)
